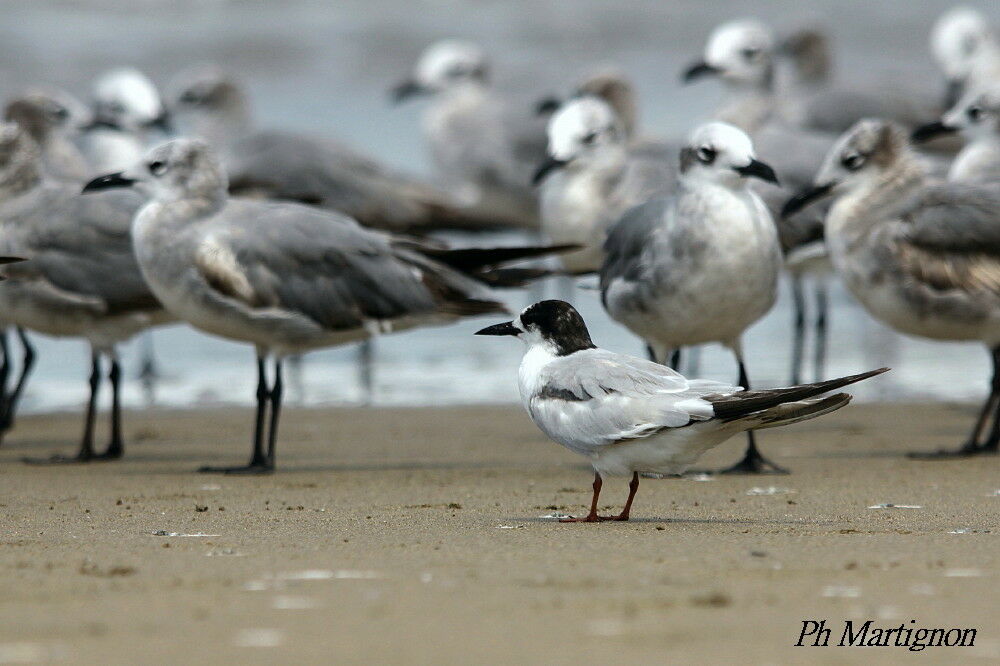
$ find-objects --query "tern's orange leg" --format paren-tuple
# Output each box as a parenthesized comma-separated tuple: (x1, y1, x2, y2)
(560, 473, 606, 522)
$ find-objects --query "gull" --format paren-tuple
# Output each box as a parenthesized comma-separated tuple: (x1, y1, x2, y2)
(167, 65, 528, 232)
(912, 85, 1000, 184)
(0, 122, 164, 462)
(476, 299, 887, 521)
(535, 67, 681, 160)
(775, 27, 941, 135)
(684, 19, 940, 135)
(4, 88, 92, 182)
(683, 20, 847, 384)
(599, 121, 788, 474)
(83, 138, 568, 474)
(782, 118, 1000, 458)
(391, 39, 547, 226)
(532, 96, 674, 275)
(0, 88, 96, 435)
(930, 6, 1000, 108)
(77, 67, 172, 175)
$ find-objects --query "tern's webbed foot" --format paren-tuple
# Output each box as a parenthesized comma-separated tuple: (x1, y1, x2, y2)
(559, 514, 612, 523)
(716, 453, 789, 475)
(198, 462, 274, 475)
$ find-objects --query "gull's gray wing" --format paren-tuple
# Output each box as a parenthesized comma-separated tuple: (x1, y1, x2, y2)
(795, 86, 941, 134)
(599, 196, 666, 297)
(893, 183, 1000, 296)
(529, 348, 739, 451)
(223, 130, 533, 232)
(0, 185, 158, 314)
(196, 199, 503, 332)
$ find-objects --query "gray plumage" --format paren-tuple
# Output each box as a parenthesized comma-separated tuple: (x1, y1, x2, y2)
(169, 65, 531, 232)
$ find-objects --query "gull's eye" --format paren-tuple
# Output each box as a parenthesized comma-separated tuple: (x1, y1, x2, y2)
(696, 146, 716, 164)
(446, 64, 468, 78)
(968, 106, 983, 121)
(581, 131, 598, 145)
(106, 101, 126, 115)
(741, 47, 761, 61)
(179, 90, 202, 105)
(46, 104, 69, 121)
(148, 160, 168, 176)
(841, 153, 865, 171)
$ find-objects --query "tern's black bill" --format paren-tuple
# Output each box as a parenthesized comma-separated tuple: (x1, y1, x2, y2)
(82, 172, 135, 194)
(532, 156, 569, 185)
(911, 120, 957, 143)
(682, 61, 721, 83)
(390, 80, 426, 103)
(781, 182, 834, 218)
(734, 158, 780, 185)
(535, 96, 562, 115)
(475, 321, 520, 336)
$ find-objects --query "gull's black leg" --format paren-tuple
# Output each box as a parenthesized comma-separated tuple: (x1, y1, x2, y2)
(790, 276, 805, 386)
(265, 358, 283, 469)
(137, 332, 159, 407)
(96, 353, 124, 460)
(813, 281, 828, 382)
(668, 348, 682, 371)
(24, 351, 101, 464)
(0, 329, 11, 437)
(717, 350, 790, 475)
(910, 346, 1000, 459)
(200, 354, 273, 474)
(645, 344, 658, 363)
(357, 340, 374, 405)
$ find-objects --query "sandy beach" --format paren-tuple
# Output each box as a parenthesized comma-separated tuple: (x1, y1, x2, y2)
(0, 402, 996, 664)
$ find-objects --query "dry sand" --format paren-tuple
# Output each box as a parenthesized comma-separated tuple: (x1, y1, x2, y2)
(0, 402, 997, 665)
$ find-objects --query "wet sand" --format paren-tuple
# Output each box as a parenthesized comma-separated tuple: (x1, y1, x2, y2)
(0, 403, 997, 664)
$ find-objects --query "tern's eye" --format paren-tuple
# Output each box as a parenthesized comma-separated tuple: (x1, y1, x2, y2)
(148, 160, 168, 176)
(581, 131, 598, 145)
(841, 153, 865, 171)
(968, 106, 983, 121)
(179, 90, 202, 105)
(106, 101, 126, 115)
(741, 47, 761, 61)
(696, 146, 716, 164)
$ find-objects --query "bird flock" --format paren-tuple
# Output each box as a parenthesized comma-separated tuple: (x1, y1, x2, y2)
(0, 7, 997, 519)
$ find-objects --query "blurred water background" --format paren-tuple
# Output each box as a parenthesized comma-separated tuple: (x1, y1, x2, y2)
(0, 0, 991, 412)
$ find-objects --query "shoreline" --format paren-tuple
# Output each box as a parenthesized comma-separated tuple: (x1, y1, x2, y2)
(1, 403, 997, 664)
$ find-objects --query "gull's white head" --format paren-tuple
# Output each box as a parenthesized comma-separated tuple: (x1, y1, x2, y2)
(533, 97, 625, 184)
(685, 19, 775, 87)
(941, 86, 1000, 140)
(4, 88, 92, 141)
(82, 138, 226, 207)
(931, 7, 995, 82)
(679, 121, 778, 188)
(92, 67, 170, 133)
(781, 119, 910, 218)
(393, 40, 489, 101)
(475, 300, 596, 356)
(168, 65, 246, 116)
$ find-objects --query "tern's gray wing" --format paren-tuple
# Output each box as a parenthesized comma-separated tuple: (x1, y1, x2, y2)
(894, 183, 1000, 295)
(199, 199, 501, 331)
(1, 185, 157, 314)
(530, 348, 739, 450)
